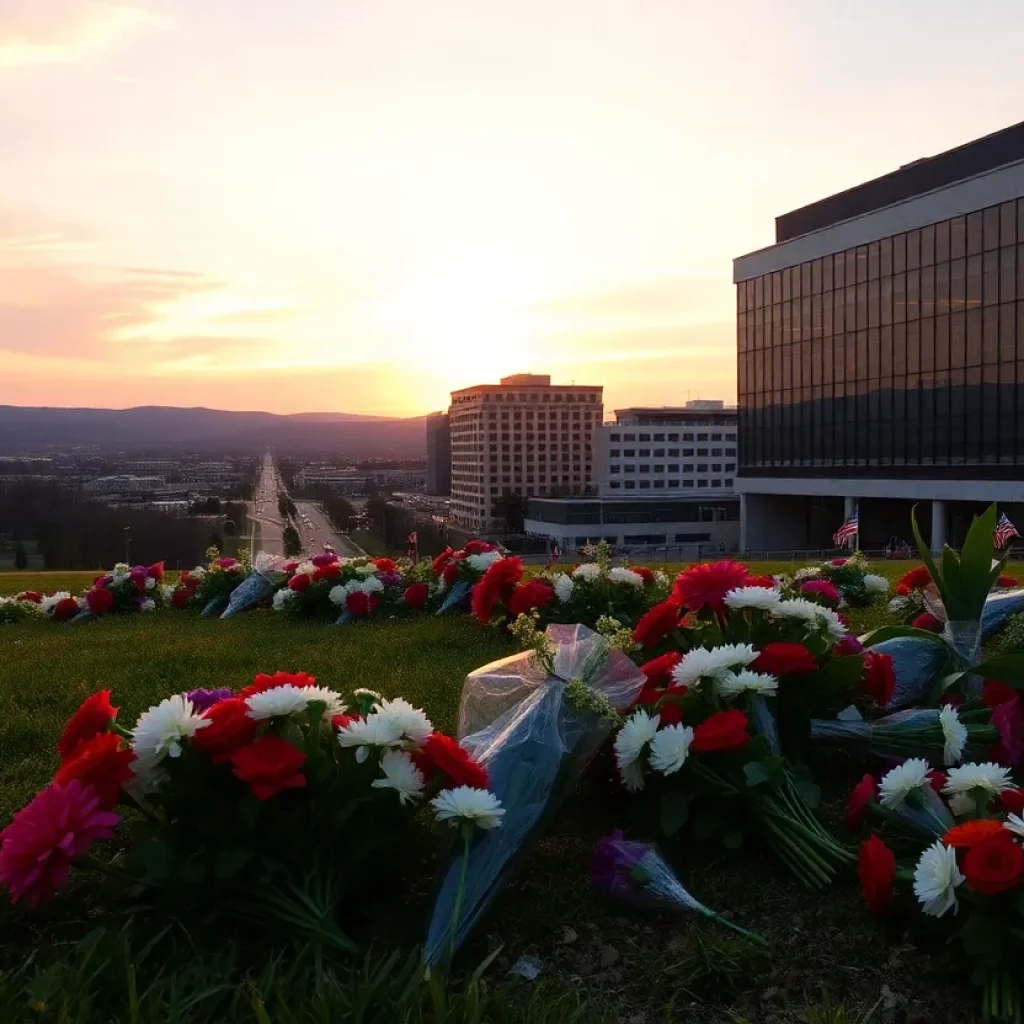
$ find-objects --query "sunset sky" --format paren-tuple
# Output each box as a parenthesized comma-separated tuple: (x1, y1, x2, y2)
(3, 1, 1024, 417)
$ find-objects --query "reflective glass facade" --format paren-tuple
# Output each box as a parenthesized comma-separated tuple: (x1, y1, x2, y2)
(737, 198, 1024, 476)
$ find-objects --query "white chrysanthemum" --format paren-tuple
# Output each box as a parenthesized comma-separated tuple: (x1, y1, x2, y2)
(671, 644, 758, 692)
(113, 563, 130, 579)
(1004, 813, 1024, 839)
(190, 565, 207, 578)
(144, 576, 157, 591)
(467, 551, 502, 572)
(329, 584, 348, 605)
(355, 561, 380, 575)
(359, 575, 385, 595)
(160, 584, 175, 602)
(776, 599, 847, 641)
(572, 563, 602, 581)
(716, 669, 779, 699)
(889, 597, 908, 612)
(40, 591, 72, 615)
(939, 705, 968, 766)
(296, 561, 316, 576)
(140, 598, 156, 612)
(245, 685, 311, 720)
(914, 840, 964, 918)
(614, 709, 660, 774)
(299, 685, 347, 717)
(878, 757, 931, 808)
(132, 695, 210, 766)
(724, 586, 781, 611)
(649, 724, 695, 775)
(432, 786, 505, 830)
(863, 574, 889, 594)
(620, 759, 645, 792)
(371, 750, 426, 805)
(608, 567, 644, 588)
(553, 574, 575, 603)
(943, 762, 1014, 796)
(272, 588, 296, 611)
(794, 567, 821, 580)
(373, 697, 432, 744)
(337, 712, 404, 762)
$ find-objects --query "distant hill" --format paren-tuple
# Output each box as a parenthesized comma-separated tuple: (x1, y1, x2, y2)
(0, 405, 427, 457)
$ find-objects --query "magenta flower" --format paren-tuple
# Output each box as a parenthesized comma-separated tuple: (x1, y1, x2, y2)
(590, 830, 647, 900)
(0, 781, 119, 906)
(310, 552, 339, 567)
(830, 558, 848, 567)
(800, 579, 842, 605)
(215, 557, 239, 569)
(836, 634, 865, 656)
(186, 688, 233, 711)
(992, 697, 1024, 765)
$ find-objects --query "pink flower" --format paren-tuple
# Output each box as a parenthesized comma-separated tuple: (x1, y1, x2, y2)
(800, 579, 842, 605)
(992, 697, 1024, 766)
(215, 557, 239, 569)
(311, 552, 339, 567)
(830, 558, 848, 567)
(0, 781, 119, 906)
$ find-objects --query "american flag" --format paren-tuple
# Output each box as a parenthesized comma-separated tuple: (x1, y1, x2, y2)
(833, 513, 858, 546)
(995, 512, 1019, 549)
(407, 531, 418, 545)
(551, 543, 561, 563)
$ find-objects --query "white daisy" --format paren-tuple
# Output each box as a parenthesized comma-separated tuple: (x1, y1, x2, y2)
(299, 685, 347, 717)
(863, 574, 890, 594)
(794, 567, 821, 580)
(140, 598, 156, 612)
(296, 561, 316, 576)
(648, 724, 695, 775)
(878, 758, 932, 808)
(943, 762, 1014, 796)
(939, 705, 968, 766)
(373, 697, 433, 744)
(724, 586, 781, 611)
(888, 597, 908, 612)
(431, 786, 505, 830)
(272, 588, 296, 611)
(553, 574, 575, 603)
(913, 840, 964, 918)
(132, 695, 210, 764)
(371, 750, 426, 805)
(467, 551, 502, 573)
(619, 759, 645, 792)
(144, 576, 157, 591)
(716, 669, 779, 699)
(245, 685, 311, 720)
(572, 563, 602, 581)
(328, 584, 348, 605)
(40, 591, 72, 616)
(608, 567, 644, 588)
(614, 710, 660, 775)
(337, 712, 405, 762)
(1004, 813, 1024, 839)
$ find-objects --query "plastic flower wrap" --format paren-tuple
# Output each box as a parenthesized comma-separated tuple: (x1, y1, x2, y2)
(776, 552, 889, 609)
(424, 623, 646, 966)
(170, 553, 250, 616)
(220, 552, 291, 618)
(432, 541, 505, 615)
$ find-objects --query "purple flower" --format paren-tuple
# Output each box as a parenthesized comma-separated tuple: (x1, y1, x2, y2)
(590, 830, 646, 899)
(186, 688, 233, 711)
(380, 572, 403, 588)
(311, 552, 338, 568)
(836, 634, 865, 656)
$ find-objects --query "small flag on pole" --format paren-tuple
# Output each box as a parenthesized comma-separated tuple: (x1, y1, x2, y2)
(407, 531, 418, 559)
(833, 513, 859, 547)
(407, 531, 418, 545)
(995, 512, 1019, 549)
(551, 542, 561, 563)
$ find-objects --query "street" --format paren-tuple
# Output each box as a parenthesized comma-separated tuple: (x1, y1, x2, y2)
(294, 501, 365, 558)
(248, 451, 285, 556)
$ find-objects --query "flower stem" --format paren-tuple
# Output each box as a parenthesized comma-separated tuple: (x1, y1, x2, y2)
(445, 824, 473, 972)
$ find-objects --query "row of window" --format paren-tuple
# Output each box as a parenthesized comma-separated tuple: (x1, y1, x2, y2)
(609, 463, 736, 474)
(607, 431, 736, 442)
(452, 391, 600, 404)
(606, 479, 733, 490)
(610, 447, 734, 458)
(481, 410, 597, 420)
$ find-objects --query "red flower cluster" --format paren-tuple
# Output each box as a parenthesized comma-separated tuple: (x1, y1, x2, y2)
(191, 698, 258, 762)
(16, 591, 41, 603)
(86, 587, 115, 616)
(507, 580, 556, 618)
(632, 599, 681, 647)
(672, 561, 749, 613)
(754, 642, 818, 677)
(861, 651, 896, 706)
(691, 709, 749, 752)
(51, 596, 80, 622)
(239, 671, 316, 698)
(640, 651, 682, 689)
(998, 575, 1020, 588)
(939, 820, 1024, 895)
(229, 735, 307, 801)
(858, 834, 895, 914)
(403, 582, 430, 610)
(346, 591, 381, 617)
(911, 612, 943, 632)
(471, 557, 524, 624)
(413, 732, 489, 789)
(54, 733, 134, 809)
(57, 690, 117, 758)
(896, 565, 933, 594)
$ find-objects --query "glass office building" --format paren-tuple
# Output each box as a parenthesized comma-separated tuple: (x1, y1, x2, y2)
(734, 121, 1024, 552)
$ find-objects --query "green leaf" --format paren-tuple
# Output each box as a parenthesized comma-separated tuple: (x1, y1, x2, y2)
(957, 503, 999, 620)
(721, 827, 744, 850)
(860, 625, 950, 648)
(215, 846, 255, 880)
(133, 837, 172, 883)
(692, 809, 724, 841)
(743, 761, 769, 788)
(659, 790, 691, 838)
(792, 775, 821, 810)
(181, 857, 206, 885)
(969, 653, 1024, 686)
(911, 503, 947, 609)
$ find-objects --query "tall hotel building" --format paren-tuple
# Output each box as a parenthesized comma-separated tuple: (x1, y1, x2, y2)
(734, 121, 1024, 552)
(448, 374, 603, 533)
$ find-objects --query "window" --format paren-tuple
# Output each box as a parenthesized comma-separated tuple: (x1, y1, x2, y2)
(724, 478, 733, 487)
(623, 433, 636, 441)
(682, 433, 694, 441)
(668, 479, 680, 487)
(682, 464, 694, 472)
(623, 465, 635, 473)
(639, 465, 650, 474)
(654, 464, 664, 472)
(668, 464, 679, 472)
(697, 480, 708, 488)
(624, 480, 636, 489)
(711, 463, 722, 472)
(668, 448, 679, 456)
(697, 433, 708, 441)
(725, 463, 736, 472)
(610, 449, 620, 457)
(697, 448, 709, 456)
(609, 465, 620, 474)
(683, 480, 694, 488)
(623, 448, 635, 457)
(638, 448, 651, 457)
(654, 448, 665, 457)
(711, 479, 722, 487)
(639, 433, 650, 441)
(711, 432, 722, 440)
(668, 433, 679, 441)
(653, 480, 665, 488)
(711, 447, 722, 456)
(653, 433, 665, 441)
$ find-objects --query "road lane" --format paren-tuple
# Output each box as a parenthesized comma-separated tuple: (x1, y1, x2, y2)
(295, 501, 365, 558)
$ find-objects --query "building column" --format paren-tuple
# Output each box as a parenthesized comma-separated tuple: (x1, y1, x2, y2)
(931, 500, 947, 554)
(739, 493, 749, 553)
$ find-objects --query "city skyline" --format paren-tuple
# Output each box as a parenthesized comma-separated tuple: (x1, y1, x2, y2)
(3, 1, 1024, 416)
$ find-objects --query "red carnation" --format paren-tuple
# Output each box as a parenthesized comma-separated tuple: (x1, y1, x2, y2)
(962, 836, 1024, 895)
(507, 580, 556, 618)
(634, 567, 655, 585)
(999, 575, 1019, 588)
(1001, 788, 1024, 815)
(416, 732, 489, 789)
(16, 591, 41, 603)
(800, 579, 842, 605)
(53, 597, 80, 622)
(146, 561, 165, 581)
(57, 690, 117, 759)
(632, 600, 681, 647)
(640, 651, 682, 689)
(911, 612, 943, 632)
(346, 591, 380, 616)
(85, 587, 115, 616)
(898, 566, 932, 592)
(754, 641, 818, 677)
(288, 573, 311, 592)
(985, 681, 1019, 708)
(463, 540, 495, 555)
(432, 547, 454, 575)
(372, 558, 398, 573)
(635, 683, 687, 726)
(171, 587, 194, 609)
(862, 651, 895, 706)
(239, 671, 316, 698)
(845, 773, 876, 831)
(442, 563, 459, 587)
(230, 735, 307, 801)
(54, 732, 134, 809)
(312, 563, 341, 582)
(191, 698, 259, 762)
(745, 575, 777, 588)
(403, 582, 430, 610)
(331, 713, 361, 730)
(858, 834, 895, 914)
(672, 561, 749, 613)
(691, 710, 750, 753)
(472, 557, 523, 624)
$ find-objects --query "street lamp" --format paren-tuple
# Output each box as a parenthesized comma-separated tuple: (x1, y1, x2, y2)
(123, 526, 131, 565)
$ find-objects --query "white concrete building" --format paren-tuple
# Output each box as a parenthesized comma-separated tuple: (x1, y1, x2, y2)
(448, 374, 603, 533)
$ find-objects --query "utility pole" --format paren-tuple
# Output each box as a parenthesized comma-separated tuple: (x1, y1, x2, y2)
(124, 526, 132, 565)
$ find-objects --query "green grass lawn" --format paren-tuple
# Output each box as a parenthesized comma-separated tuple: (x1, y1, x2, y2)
(1, 561, 1017, 1021)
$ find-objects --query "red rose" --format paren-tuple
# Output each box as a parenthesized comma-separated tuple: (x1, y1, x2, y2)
(635, 685, 687, 726)
(346, 591, 380, 616)
(16, 591, 41, 603)
(288, 574, 311, 592)
(744, 575, 777, 588)
(372, 558, 398, 573)
(1001, 789, 1024, 815)
(57, 690, 117, 759)
(898, 566, 932, 592)
(985, 681, 1019, 709)
(146, 561, 165, 581)
(85, 588, 115, 616)
(171, 587, 194, 609)
(862, 651, 895, 706)
(754, 642, 818, 677)
(632, 600, 681, 647)
(962, 836, 1024, 895)
(999, 575, 1019, 588)
(54, 732, 134, 808)
(672, 561, 749, 613)
(442, 563, 459, 587)
(858, 834, 895, 914)
(432, 547, 454, 575)
(507, 580, 556, 618)
(312, 563, 341, 582)
(403, 582, 430, 610)
(331, 713, 361, 730)
(928, 770, 947, 793)
(416, 732, 489, 789)
(911, 612, 943, 632)
(691, 709, 749, 753)
(845, 774, 876, 831)
(229, 735, 307, 800)
(239, 671, 316, 698)
(640, 651, 682, 689)
(53, 597, 80, 622)
(463, 540, 495, 555)
(471, 557, 524, 624)
(191, 698, 259, 762)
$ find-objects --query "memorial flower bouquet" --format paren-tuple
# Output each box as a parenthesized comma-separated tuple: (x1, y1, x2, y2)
(432, 541, 505, 613)
(170, 549, 250, 616)
(272, 554, 404, 622)
(0, 593, 43, 624)
(79, 561, 166, 618)
(781, 552, 890, 608)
